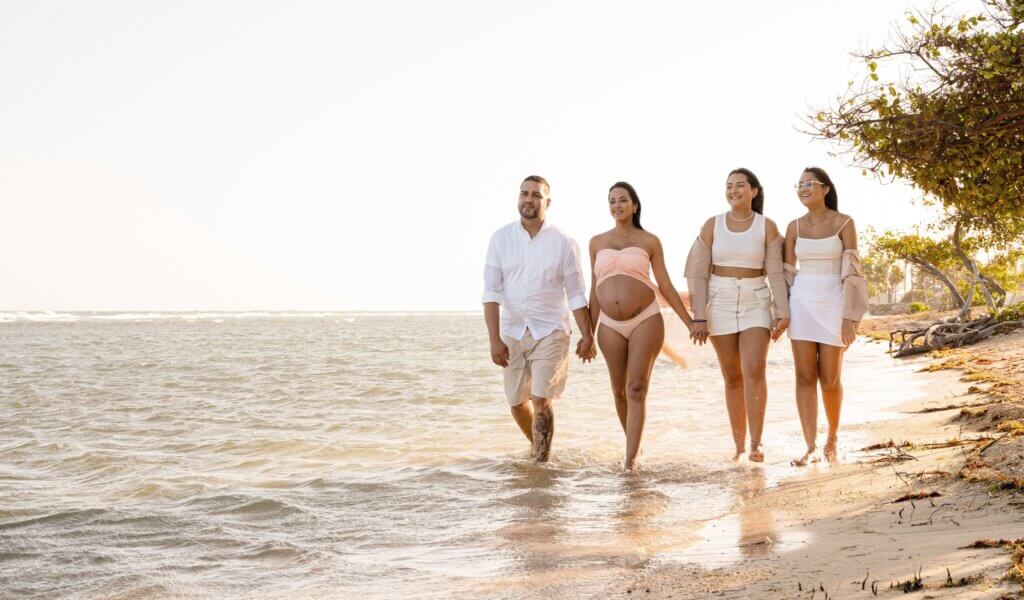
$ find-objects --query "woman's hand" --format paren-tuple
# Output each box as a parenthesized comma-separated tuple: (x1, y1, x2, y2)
(771, 318, 790, 341)
(841, 319, 859, 346)
(690, 321, 709, 346)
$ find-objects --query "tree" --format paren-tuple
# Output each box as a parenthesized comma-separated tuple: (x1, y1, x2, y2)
(810, 0, 1024, 354)
(813, 0, 1024, 230)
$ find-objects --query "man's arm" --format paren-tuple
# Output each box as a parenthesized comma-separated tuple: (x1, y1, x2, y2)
(562, 239, 595, 361)
(483, 235, 509, 367)
(483, 302, 508, 367)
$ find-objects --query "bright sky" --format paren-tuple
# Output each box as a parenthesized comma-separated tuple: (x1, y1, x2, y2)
(1, 1, 967, 311)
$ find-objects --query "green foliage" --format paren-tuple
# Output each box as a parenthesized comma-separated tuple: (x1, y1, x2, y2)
(812, 0, 1024, 242)
(910, 301, 931, 313)
(996, 301, 1024, 322)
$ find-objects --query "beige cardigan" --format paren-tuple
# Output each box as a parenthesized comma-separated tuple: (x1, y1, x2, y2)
(683, 236, 791, 321)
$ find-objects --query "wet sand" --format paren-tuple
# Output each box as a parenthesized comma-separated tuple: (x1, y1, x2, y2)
(629, 326, 1024, 598)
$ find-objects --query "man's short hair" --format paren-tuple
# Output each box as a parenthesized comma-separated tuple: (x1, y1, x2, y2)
(521, 175, 550, 196)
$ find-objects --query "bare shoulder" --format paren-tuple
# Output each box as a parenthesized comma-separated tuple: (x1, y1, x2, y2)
(764, 217, 781, 237)
(785, 219, 799, 235)
(640, 230, 662, 254)
(699, 217, 715, 243)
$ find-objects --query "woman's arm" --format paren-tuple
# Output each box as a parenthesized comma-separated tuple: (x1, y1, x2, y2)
(838, 216, 868, 345)
(764, 218, 790, 341)
(588, 237, 600, 335)
(650, 235, 693, 329)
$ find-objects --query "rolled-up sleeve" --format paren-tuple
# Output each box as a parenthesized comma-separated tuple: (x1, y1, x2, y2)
(684, 237, 711, 321)
(840, 249, 869, 321)
(482, 235, 503, 304)
(765, 236, 791, 319)
(561, 239, 589, 311)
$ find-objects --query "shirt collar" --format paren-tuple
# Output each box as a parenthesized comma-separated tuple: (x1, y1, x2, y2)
(518, 219, 551, 237)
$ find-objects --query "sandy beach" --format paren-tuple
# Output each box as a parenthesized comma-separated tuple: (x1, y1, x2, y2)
(627, 320, 1024, 599)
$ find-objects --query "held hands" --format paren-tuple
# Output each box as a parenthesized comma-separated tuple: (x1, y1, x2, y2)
(489, 337, 509, 367)
(841, 319, 859, 347)
(576, 334, 597, 363)
(689, 321, 709, 346)
(771, 318, 790, 341)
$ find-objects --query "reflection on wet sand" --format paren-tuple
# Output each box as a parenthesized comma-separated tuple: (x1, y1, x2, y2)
(735, 467, 777, 560)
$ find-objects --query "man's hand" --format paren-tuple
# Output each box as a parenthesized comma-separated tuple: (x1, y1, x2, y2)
(690, 321, 709, 346)
(771, 318, 790, 341)
(841, 319, 859, 347)
(576, 334, 596, 362)
(490, 337, 509, 367)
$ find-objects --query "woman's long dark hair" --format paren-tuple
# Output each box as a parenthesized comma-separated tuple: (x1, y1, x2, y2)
(609, 181, 643, 230)
(803, 166, 838, 210)
(728, 168, 764, 214)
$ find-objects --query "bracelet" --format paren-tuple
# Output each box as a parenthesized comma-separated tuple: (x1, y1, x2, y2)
(693, 319, 707, 323)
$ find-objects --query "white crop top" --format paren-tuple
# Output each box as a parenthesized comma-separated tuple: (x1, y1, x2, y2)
(794, 218, 850, 275)
(711, 212, 765, 269)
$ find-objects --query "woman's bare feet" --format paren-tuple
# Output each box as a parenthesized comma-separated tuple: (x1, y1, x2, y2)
(749, 442, 764, 463)
(823, 435, 838, 463)
(791, 447, 818, 467)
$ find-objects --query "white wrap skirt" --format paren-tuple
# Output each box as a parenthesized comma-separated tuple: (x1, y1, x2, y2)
(788, 274, 844, 347)
(707, 275, 772, 336)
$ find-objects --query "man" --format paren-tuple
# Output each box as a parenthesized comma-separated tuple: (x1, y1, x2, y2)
(482, 175, 595, 463)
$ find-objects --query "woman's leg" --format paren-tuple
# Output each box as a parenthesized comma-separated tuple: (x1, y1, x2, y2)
(790, 340, 820, 466)
(817, 344, 846, 461)
(598, 324, 630, 433)
(738, 327, 771, 462)
(623, 314, 664, 470)
(710, 333, 746, 459)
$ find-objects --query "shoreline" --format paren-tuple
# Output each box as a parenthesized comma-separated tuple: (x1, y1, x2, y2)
(630, 327, 1024, 598)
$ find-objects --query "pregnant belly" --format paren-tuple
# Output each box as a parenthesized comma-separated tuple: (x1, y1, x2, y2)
(597, 276, 656, 321)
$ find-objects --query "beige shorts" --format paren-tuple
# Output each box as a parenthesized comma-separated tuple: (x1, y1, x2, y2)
(707, 275, 772, 336)
(501, 330, 570, 406)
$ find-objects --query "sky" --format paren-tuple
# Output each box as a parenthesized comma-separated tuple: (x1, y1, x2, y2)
(0, 1, 971, 311)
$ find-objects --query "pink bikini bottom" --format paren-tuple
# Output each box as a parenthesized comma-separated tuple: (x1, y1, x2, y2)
(599, 301, 662, 340)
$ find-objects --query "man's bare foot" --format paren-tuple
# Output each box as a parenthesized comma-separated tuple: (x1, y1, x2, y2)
(790, 447, 818, 467)
(749, 443, 764, 463)
(823, 436, 838, 462)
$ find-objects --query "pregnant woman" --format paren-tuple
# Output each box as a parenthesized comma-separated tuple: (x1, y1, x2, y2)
(588, 181, 697, 471)
(784, 167, 869, 465)
(684, 168, 789, 462)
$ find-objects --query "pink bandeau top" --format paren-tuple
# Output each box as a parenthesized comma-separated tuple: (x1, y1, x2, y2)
(595, 247, 659, 293)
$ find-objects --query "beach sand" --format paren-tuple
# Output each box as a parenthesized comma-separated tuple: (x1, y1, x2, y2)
(628, 321, 1024, 598)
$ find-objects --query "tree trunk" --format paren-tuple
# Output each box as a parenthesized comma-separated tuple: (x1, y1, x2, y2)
(951, 221, 997, 312)
(900, 255, 965, 307)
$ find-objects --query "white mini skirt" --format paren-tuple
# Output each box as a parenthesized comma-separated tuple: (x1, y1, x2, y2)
(707, 275, 772, 336)
(788, 274, 844, 347)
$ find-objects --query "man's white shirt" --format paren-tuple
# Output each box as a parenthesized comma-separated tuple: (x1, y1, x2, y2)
(482, 220, 588, 340)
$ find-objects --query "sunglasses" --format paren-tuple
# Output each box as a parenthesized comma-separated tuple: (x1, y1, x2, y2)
(793, 180, 826, 191)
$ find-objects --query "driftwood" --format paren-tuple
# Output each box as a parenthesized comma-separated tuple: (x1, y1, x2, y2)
(888, 315, 1022, 358)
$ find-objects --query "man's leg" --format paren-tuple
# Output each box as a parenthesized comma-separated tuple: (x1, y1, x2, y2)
(502, 334, 533, 445)
(531, 396, 554, 462)
(511, 401, 534, 443)
(527, 332, 570, 463)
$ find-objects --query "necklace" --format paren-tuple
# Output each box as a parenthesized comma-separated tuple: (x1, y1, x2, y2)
(807, 212, 832, 227)
(728, 211, 754, 222)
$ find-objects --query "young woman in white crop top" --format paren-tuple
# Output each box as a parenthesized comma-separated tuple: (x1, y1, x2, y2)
(686, 168, 789, 463)
(784, 167, 864, 466)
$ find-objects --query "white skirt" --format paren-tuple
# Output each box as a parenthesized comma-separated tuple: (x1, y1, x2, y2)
(788, 274, 843, 347)
(707, 275, 772, 336)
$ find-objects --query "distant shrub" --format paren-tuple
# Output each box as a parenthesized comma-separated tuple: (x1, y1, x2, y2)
(995, 302, 1024, 323)
(909, 302, 930, 313)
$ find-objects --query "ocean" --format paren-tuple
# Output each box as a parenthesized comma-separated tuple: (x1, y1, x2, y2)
(0, 311, 935, 599)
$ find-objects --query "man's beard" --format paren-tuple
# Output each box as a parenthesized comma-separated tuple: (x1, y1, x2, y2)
(519, 204, 538, 219)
